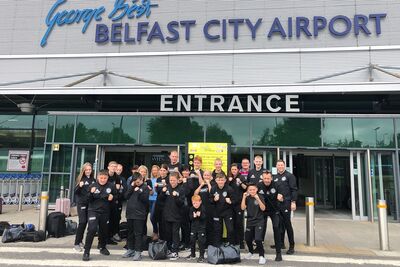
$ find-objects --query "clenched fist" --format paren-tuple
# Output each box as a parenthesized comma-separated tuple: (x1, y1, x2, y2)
(108, 194, 113, 201)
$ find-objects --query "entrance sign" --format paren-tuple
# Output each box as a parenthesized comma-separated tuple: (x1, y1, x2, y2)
(7, 150, 30, 172)
(187, 143, 229, 174)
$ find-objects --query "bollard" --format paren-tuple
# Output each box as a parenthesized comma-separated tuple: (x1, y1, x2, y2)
(18, 185, 24, 211)
(38, 191, 49, 232)
(377, 199, 390, 251)
(306, 197, 315, 247)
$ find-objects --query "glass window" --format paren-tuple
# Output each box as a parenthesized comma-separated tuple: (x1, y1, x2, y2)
(205, 117, 250, 146)
(51, 145, 72, 173)
(48, 174, 70, 203)
(0, 149, 7, 172)
(0, 115, 33, 129)
(254, 117, 321, 147)
(0, 129, 32, 148)
(54, 116, 75, 143)
(76, 115, 138, 144)
(30, 147, 44, 173)
(353, 118, 394, 148)
(47, 116, 55, 142)
(252, 117, 279, 146)
(43, 145, 51, 172)
(322, 118, 354, 147)
(41, 174, 49, 192)
(140, 116, 204, 144)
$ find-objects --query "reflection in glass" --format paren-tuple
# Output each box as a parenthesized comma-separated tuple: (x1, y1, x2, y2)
(205, 117, 250, 146)
(352, 118, 394, 148)
(51, 145, 72, 173)
(54, 116, 75, 143)
(141, 117, 204, 144)
(76, 116, 137, 144)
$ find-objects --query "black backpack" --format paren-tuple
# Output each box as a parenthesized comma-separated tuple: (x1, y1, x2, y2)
(148, 240, 168, 260)
(1, 226, 24, 243)
(20, 230, 46, 242)
(46, 212, 66, 238)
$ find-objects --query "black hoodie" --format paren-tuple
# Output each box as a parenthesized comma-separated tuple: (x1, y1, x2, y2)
(125, 183, 149, 220)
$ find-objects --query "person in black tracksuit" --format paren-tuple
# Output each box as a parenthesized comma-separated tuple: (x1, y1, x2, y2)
(210, 173, 236, 246)
(159, 172, 185, 260)
(167, 150, 182, 173)
(194, 170, 213, 246)
(247, 155, 266, 185)
(123, 172, 150, 261)
(83, 170, 117, 261)
(154, 164, 169, 241)
(227, 163, 247, 248)
(274, 160, 298, 255)
(179, 166, 191, 250)
(74, 163, 95, 251)
(107, 161, 124, 244)
(187, 194, 207, 263)
(241, 183, 267, 264)
(258, 171, 283, 262)
(211, 158, 226, 179)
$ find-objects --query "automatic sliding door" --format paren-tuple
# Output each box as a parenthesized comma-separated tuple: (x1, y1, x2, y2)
(350, 151, 369, 221)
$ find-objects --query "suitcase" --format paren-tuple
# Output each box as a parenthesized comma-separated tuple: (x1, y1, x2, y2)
(47, 212, 66, 238)
(55, 198, 71, 217)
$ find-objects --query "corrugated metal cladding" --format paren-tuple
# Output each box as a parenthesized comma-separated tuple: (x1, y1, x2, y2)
(0, 0, 400, 87)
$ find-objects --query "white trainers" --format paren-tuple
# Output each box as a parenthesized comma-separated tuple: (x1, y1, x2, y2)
(244, 252, 253, 259)
(169, 252, 179, 260)
(258, 256, 266, 265)
(73, 245, 82, 252)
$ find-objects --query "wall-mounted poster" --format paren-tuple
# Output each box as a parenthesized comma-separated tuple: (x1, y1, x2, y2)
(187, 143, 230, 174)
(7, 150, 30, 172)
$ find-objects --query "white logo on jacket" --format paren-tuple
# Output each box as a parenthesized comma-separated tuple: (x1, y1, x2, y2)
(282, 177, 287, 181)
(222, 191, 227, 197)
(271, 188, 276, 194)
(106, 188, 111, 194)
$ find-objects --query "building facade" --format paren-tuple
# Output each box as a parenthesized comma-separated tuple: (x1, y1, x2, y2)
(0, 0, 400, 222)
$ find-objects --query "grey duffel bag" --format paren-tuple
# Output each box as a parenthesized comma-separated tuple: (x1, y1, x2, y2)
(207, 244, 241, 264)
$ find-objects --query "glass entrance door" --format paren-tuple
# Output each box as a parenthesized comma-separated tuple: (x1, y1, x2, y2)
(252, 149, 277, 171)
(370, 151, 397, 221)
(350, 151, 369, 221)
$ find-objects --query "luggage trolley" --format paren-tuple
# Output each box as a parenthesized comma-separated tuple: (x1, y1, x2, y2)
(32, 174, 41, 205)
(2, 174, 11, 204)
(21, 174, 31, 205)
(9, 174, 19, 205)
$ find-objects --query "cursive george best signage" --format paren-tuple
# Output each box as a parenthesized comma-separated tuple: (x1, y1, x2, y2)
(41, 0, 387, 47)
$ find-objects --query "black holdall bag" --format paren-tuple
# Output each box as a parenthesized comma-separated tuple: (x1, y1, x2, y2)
(207, 244, 241, 265)
(64, 219, 77, 235)
(0, 221, 11, 236)
(1, 226, 24, 243)
(148, 240, 168, 260)
(46, 212, 66, 238)
(20, 230, 46, 242)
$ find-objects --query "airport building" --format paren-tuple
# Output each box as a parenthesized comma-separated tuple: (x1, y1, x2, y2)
(0, 0, 399, 222)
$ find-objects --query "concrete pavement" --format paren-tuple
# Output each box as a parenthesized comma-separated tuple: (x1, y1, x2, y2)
(1, 205, 400, 266)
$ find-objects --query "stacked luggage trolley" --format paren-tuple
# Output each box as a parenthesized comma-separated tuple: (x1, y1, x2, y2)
(0, 173, 41, 205)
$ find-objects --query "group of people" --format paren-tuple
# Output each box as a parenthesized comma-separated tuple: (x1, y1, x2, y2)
(73, 151, 298, 264)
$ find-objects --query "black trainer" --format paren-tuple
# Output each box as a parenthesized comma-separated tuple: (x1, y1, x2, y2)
(100, 248, 110, 256)
(275, 252, 282, 262)
(82, 253, 90, 261)
(286, 247, 295, 255)
(197, 256, 205, 263)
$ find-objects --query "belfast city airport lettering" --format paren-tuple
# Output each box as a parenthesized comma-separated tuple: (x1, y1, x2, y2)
(40, 0, 387, 47)
(160, 95, 300, 113)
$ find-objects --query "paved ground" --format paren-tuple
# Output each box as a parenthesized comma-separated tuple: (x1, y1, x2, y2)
(1, 205, 400, 266)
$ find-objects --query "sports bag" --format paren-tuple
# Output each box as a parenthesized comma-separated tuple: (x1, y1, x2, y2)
(1, 226, 24, 243)
(20, 230, 46, 242)
(207, 244, 241, 264)
(64, 219, 77, 235)
(148, 240, 168, 260)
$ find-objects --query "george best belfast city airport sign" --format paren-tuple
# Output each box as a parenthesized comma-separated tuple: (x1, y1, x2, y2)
(41, 0, 387, 47)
